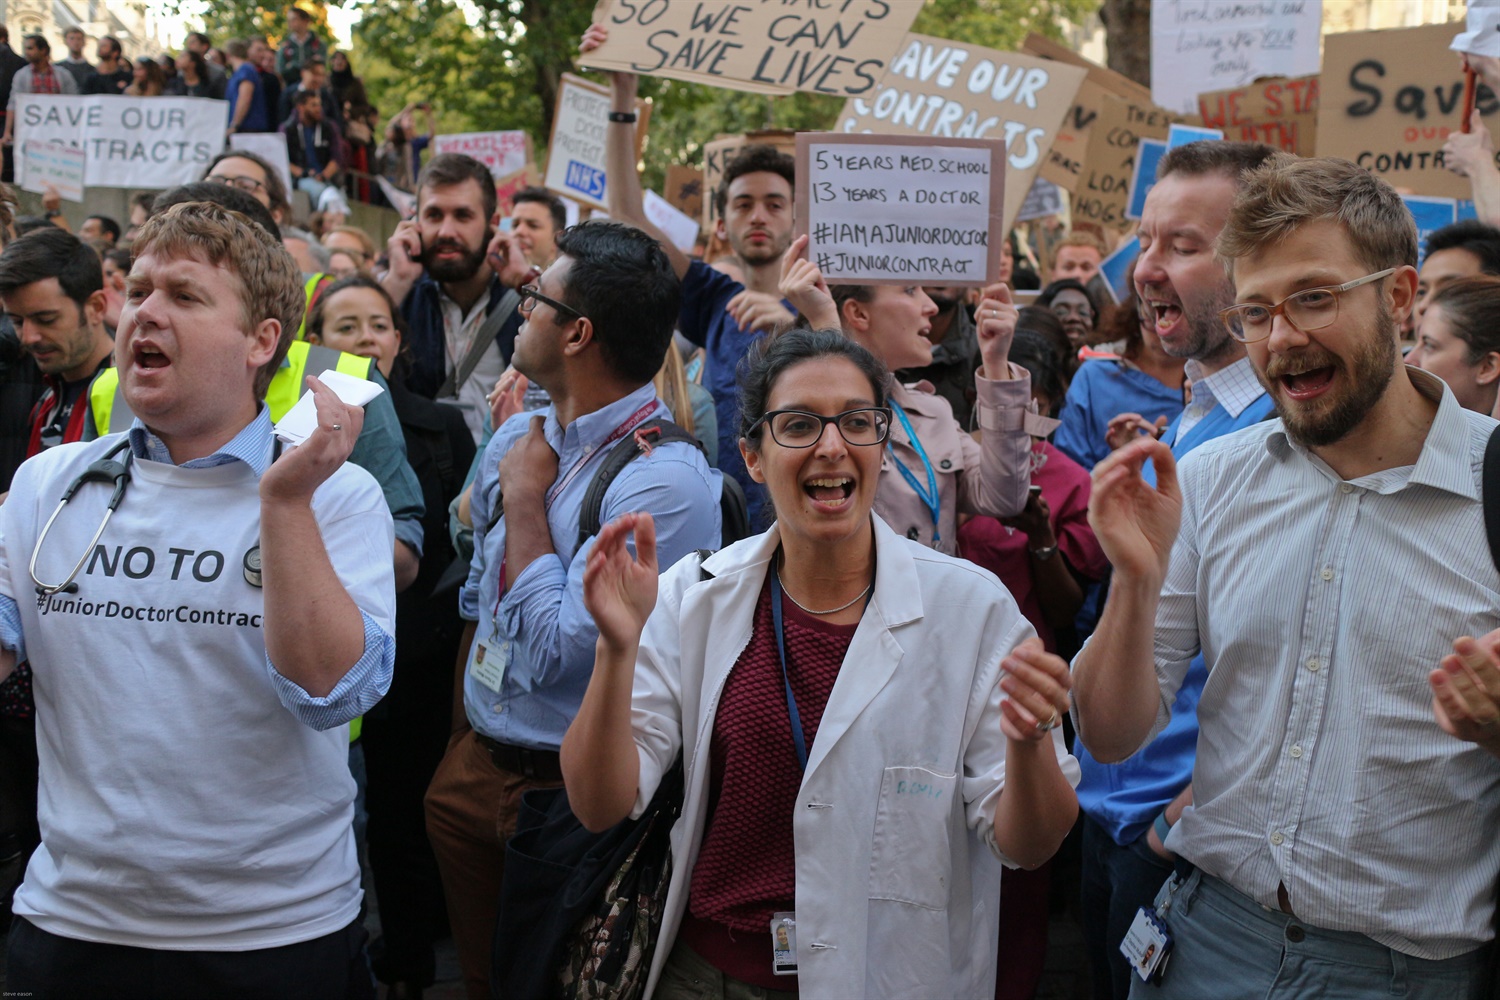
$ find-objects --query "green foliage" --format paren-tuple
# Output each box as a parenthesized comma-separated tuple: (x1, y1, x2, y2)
(182, 0, 1103, 193)
(189, 0, 340, 46)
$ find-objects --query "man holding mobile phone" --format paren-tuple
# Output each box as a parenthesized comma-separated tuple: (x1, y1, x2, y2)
(381, 153, 533, 443)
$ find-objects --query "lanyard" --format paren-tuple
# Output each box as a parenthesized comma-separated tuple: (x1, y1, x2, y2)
(886, 398, 941, 542)
(491, 399, 659, 619)
(769, 571, 810, 773)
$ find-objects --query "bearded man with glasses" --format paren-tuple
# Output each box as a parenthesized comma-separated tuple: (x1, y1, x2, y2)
(1075, 154, 1500, 999)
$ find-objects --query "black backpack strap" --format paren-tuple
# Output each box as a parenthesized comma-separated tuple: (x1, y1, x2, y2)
(576, 419, 706, 550)
(1484, 424, 1500, 574)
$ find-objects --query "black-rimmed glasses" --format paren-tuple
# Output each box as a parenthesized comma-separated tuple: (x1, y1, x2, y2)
(518, 284, 582, 320)
(206, 173, 266, 195)
(1219, 268, 1396, 343)
(748, 408, 892, 448)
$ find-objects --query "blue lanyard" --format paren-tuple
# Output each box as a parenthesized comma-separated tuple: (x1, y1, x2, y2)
(886, 398, 941, 542)
(769, 571, 810, 773)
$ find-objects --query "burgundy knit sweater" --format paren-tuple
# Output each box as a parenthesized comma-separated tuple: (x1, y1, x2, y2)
(677, 575, 857, 990)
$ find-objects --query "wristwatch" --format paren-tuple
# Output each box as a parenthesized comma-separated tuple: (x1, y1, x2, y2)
(1029, 543, 1058, 562)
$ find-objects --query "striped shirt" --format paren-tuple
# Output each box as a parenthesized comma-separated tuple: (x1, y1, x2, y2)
(1152, 367, 1500, 960)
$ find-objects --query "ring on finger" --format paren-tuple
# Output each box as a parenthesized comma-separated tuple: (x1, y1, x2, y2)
(330, 423, 342, 431)
(1035, 709, 1060, 733)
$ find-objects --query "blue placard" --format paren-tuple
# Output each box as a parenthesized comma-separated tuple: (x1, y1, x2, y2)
(1166, 124, 1224, 150)
(1457, 200, 1478, 223)
(1099, 235, 1141, 306)
(1126, 139, 1169, 222)
(564, 160, 607, 201)
(1404, 196, 1458, 267)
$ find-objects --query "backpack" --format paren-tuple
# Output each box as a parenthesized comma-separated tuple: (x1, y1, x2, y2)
(576, 418, 751, 551)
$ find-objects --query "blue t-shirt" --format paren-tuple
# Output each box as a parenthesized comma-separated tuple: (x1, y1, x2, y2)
(1054, 358, 1184, 472)
(227, 63, 268, 133)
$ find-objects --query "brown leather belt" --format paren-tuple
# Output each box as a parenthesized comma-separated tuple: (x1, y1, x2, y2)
(474, 733, 563, 781)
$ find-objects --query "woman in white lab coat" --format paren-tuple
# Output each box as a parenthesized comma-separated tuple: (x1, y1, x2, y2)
(561, 329, 1080, 1000)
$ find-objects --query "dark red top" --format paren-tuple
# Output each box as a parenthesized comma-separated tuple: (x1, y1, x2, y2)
(678, 574, 857, 991)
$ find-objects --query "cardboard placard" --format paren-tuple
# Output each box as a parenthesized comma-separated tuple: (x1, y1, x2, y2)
(644, 189, 700, 251)
(1021, 33, 1152, 193)
(664, 164, 704, 220)
(581, 0, 921, 98)
(1196, 75, 1318, 155)
(701, 129, 797, 231)
(15, 94, 228, 190)
(1016, 176, 1064, 223)
(835, 34, 1086, 233)
(1150, 0, 1323, 116)
(229, 131, 293, 200)
(1125, 138, 1168, 221)
(795, 132, 1004, 286)
(1075, 93, 1183, 232)
(434, 131, 531, 180)
(495, 163, 543, 216)
(19, 141, 84, 202)
(1318, 23, 1499, 200)
(543, 73, 651, 211)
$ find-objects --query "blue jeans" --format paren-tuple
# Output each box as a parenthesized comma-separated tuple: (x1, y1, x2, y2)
(1129, 868, 1487, 1000)
(296, 175, 332, 204)
(1081, 815, 1176, 1000)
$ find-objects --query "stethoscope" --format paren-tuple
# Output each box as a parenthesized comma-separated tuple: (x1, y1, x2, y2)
(29, 438, 278, 598)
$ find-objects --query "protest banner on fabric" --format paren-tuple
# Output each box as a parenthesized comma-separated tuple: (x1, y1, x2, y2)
(664, 164, 704, 220)
(15, 94, 227, 190)
(581, 0, 920, 98)
(494, 163, 543, 215)
(543, 73, 650, 210)
(1021, 33, 1152, 193)
(1150, 0, 1322, 116)
(230, 131, 292, 198)
(835, 34, 1085, 232)
(701, 129, 797, 230)
(795, 132, 1004, 286)
(1196, 75, 1318, 155)
(1318, 22, 1497, 200)
(434, 131, 531, 180)
(1075, 93, 1183, 232)
(1016, 176, 1064, 222)
(644, 189, 700, 251)
(19, 141, 85, 201)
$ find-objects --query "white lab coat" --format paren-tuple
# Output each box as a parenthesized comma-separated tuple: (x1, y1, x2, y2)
(628, 514, 1080, 998)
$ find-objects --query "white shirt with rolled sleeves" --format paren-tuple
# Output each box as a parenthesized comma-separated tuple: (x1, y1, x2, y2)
(0, 415, 395, 950)
(1099, 367, 1500, 960)
(627, 514, 1080, 998)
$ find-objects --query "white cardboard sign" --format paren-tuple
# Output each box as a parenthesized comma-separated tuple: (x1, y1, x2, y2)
(433, 131, 530, 180)
(1150, 0, 1322, 116)
(19, 141, 85, 201)
(644, 189, 699, 251)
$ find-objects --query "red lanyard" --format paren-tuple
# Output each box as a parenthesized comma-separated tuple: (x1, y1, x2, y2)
(491, 399, 659, 617)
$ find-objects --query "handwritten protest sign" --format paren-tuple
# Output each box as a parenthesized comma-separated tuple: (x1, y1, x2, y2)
(543, 73, 650, 211)
(495, 163, 542, 215)
(1125, 138, 1168, 221)
(19, 141, 85, 201)
(664, 164, 704, 220)
(1197, 75, 1318, 155)
(16, 94, 227, 190)
(1318, 23, 1497, 200)
(1151, 0, 1323, 116)
(230, 131, 292, 199)
(836, 34, 1085, 232)
(795, 132, 1004, 286)
(1076, 93, 1183, 232)
(581, 0, 919, 98)
(434, 131, 531, 180)
(644, 189, 700, 251)
(1021, 33, 1152, 193)
(701, 129, 797, 230)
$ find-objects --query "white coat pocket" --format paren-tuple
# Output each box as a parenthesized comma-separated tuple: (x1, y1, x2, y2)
(868, 765, 957, 910)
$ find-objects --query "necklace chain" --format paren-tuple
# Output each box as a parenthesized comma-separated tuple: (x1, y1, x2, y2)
(774, 566, 871, 616)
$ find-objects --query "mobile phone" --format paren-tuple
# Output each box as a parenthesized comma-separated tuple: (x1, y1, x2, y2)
(499, 217, 513, 233)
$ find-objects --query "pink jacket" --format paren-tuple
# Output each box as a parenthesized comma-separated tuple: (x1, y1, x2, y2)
(875, 363, 1049, 556)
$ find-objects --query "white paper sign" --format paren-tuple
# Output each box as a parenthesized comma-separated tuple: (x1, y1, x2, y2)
(1150, 0, 1322, 116)
(644, 189, 700, 251)
(230, 131, 292, 200)
(19, 141, 85, 201)
(434, 131, 530, 180)
(545, 76, 613, 210)
(797, 133, 1005, 286)
(16, 94, 228, 190)
(378, 177, 416, 219)
(273, 369, 387, 446)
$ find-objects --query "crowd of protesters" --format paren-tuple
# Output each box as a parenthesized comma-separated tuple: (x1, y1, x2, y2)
(0, 7, 1497, 1000)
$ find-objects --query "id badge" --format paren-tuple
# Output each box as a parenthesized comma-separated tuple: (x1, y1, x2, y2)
(470, 631, 511, 694)
(770, 911, 797, 976)
(1120, 905, 1173, 983)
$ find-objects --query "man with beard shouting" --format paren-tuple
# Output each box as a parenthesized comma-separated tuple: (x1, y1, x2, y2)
(1075, 154, 1500, 998)
(383, 153, 532, 443)
(1072, 139, 1277, 1000)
